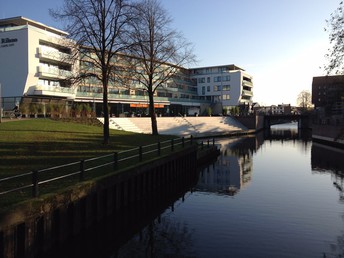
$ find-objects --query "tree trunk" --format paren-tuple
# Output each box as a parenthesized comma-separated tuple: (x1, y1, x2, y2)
(149, 90, 158, 135)
(103, 79, 110, 144)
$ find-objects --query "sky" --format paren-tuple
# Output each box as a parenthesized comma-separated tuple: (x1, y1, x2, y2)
(0, 0, 341, 106)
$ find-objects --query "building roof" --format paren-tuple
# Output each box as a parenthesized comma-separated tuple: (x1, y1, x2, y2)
(0, 16, 68, 36)
(190, 64, 245, 71)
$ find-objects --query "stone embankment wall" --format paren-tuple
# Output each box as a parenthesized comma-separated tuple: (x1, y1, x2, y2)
(236, 115, 264, 131)
(312, 124, 344, 148)
(0, 145, 215, 258)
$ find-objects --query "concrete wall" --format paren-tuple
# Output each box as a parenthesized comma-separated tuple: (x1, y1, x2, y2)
(236, 115, 264, 130)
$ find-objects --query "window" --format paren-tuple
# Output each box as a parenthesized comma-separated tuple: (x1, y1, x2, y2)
(198, 77, 205, 83)
(207, 77, 210, 83)
(223, 94, 230, 100)
(214, 76, 222, 82)
(214, 85, 222, 91)
(222, 85, 230, 90)
(202, 86, 205, 95)
(222, 75, 230, 81)
(207, 86, 210, 92)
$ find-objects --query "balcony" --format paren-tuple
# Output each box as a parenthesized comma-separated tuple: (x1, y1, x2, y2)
(242, 89, 253, 96)
(37, 47, 73, 64)
(33, 84, 76, 98)
(242, 80, 253, 87)
(37, 66, 72, 79)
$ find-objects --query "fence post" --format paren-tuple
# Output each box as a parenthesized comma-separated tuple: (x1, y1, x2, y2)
(207, 139, 210, 148)
(32, 170, 38, 197)
(113, 152, 118, 170)
(139, 146, 143, 162)
(182, 137, 185, 148)
(201, 141, 204, 150)
(157, 141, 161, 156)
(213, 138, 215, 146)
(80, 160, 85, 181)
(171, 139, 174, 151)
(190, 135, 193, 145)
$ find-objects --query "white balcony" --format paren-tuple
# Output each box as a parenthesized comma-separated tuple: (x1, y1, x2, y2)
(37, 47, 73, 64)
(37, 66, 72, 79)
(33, 84, 76, 99)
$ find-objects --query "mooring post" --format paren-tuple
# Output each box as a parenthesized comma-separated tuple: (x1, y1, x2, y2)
(182, 137, 185, 148)
(157, 141, 161, 156)
(113, 152, 118, 170)
(80, 159, 85, 181)
(139, 146, 143, 161)
(190, 135, 193, 145)
(207, 139, 210, 148)
(171, 139, 174, 151)
(32, 170, 39, 197)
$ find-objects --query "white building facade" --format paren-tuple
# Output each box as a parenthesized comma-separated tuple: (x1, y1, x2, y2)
(0, 17, 254, 116)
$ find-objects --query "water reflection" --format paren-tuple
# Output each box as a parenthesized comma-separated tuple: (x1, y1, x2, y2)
(45, 124, 344, 258)
(197, 136, 259, 196)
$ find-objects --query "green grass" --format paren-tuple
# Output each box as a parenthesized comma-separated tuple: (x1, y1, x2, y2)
(0, 119, 176, 176)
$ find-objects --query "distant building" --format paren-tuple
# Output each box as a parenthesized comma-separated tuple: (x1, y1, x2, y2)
(255, 104, 292, 115)
(312, 75, 344, 116)
(0, 16, 254, 116)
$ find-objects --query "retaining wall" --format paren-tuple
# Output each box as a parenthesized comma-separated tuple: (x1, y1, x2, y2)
(0, 146, 201, 258)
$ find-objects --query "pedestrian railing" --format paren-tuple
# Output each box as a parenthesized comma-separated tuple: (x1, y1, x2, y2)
(0, 136, 216, 206)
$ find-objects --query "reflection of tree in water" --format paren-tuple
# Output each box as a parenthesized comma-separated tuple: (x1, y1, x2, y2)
(117, 215, 196, 258)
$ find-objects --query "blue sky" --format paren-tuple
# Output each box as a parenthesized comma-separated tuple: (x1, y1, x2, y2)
(1, 0, 340, 105)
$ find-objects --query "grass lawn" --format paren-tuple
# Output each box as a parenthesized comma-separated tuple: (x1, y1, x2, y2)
(0, 118, 176, 177)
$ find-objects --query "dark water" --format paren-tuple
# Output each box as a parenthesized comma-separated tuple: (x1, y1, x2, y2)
(49, 123, 344, 258)
(115, 123, 344, 258)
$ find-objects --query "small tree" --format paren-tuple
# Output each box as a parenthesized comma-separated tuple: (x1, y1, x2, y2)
(297, 90, 312, 111)
(51, 0, 134, 144)
(127, 0, 196, 135)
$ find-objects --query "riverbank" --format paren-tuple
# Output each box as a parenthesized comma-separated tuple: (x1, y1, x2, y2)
(312, 124, 344, 149)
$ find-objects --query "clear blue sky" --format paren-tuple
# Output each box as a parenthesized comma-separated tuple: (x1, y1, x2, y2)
(1, 0, 340, 105)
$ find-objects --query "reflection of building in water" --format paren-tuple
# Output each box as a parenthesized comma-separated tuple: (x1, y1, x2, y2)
(311, 142, 344, 173)
(311, 142, 344, 201)
(197, 136, 258, 196)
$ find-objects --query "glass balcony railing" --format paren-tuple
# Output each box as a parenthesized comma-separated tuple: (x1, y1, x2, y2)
(38, 47, 73, 64)
(34, 85, 76, 98)
(38, 66, 72, 79)
(75, 91, 209, 104)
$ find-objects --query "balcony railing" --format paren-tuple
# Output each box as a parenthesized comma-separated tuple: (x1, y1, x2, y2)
(37, 66, 72, 79)
(242, 89, 253, 96)
(242, 80, 253, 87)
(34, 85, 76, 98)
(38, 47, 73, 64)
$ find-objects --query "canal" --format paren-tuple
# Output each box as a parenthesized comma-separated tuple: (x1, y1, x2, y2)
(49, 123, 344, 258)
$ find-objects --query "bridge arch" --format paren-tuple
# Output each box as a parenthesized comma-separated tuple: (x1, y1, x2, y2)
(264, 114, 310, 129)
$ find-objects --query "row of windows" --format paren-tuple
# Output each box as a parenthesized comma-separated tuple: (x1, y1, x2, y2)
(197, 75, 231, 84)
(193, 67, 229, 75)
(38, 79, 70, 87)
(201, 85, 231, 94)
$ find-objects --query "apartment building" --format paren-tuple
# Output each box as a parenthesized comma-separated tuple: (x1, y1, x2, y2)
(0, 16, 254, 116)
(312, 75, 344, 116)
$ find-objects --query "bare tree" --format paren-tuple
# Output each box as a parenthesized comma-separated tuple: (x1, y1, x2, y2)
(127, 0, 196, 135)
(324, 1, 344, 74)
(50, 0, 133, 144)
(297, 90, 312, 110)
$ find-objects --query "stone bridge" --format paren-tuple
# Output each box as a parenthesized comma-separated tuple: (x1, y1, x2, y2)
(264, 114, 311, 129)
